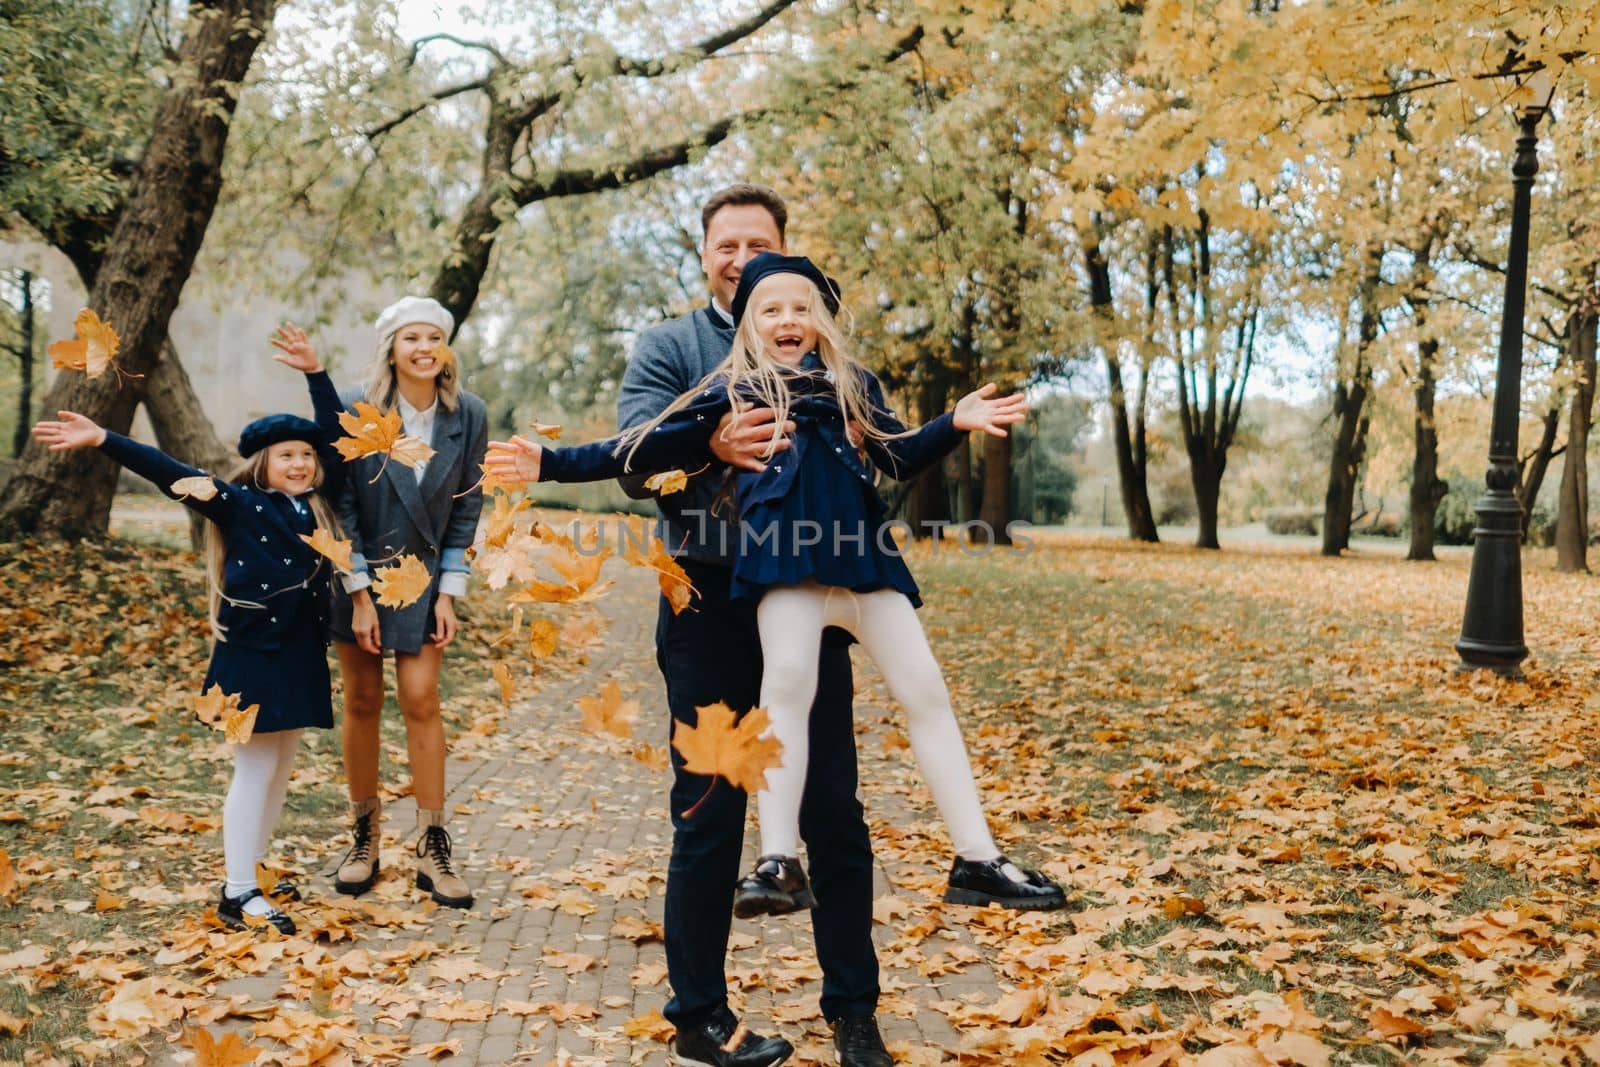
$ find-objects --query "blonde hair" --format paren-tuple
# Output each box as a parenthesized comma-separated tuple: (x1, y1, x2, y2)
(620, 278, 905, 469)
(364, 329, 461, 412)
(204, 449, 344, 642)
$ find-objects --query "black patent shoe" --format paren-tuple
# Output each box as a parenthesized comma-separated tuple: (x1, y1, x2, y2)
(671, 1010, 793, 1067)
(217, 886, 297, 935)
(269, 879, 301, 902)
(732, 855, 816, 919)
(943, 856, 1066, 911)
(832, 1015, 893, 1067)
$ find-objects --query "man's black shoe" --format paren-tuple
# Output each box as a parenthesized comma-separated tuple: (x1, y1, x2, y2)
(833, 1014, 893, 1067)
(943, 856, 1066, 911)
(671, 1012, 793, 1067)
(732, 855, 816, 918)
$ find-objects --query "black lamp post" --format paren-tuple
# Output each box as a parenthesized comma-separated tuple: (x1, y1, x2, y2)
(1456, 68, 1557, 674)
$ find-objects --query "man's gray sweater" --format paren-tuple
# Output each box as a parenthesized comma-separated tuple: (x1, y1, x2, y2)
(617, 306, 737, 565)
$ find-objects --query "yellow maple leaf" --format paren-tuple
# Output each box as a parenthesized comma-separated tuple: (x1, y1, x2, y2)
(334, 401, 436, 474)
(187, 1025, 265, 1067)
(624, 535, 697, 614)
(371, 554, 432, 608)
(671, 702, 783, 801)
(299, 529, 354, 573)
(194, 684, 259, 744)
(622, 1008, 674, 1042)
(530, 420, 562, 440)
(577, 681, 639, 739)
(170, 476, 219, 501)
(48, 308, 122, 379)
(483, 492, 529, 549)
(643, 469, 689, 495)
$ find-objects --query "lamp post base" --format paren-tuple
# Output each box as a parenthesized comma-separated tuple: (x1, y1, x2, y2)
(1455, 488, 1527, 676)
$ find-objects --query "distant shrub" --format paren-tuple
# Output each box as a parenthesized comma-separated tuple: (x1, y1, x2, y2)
(1265, 507, 1321, 536)
(1434, 481, 1479, 545)
(1359, 511, 1403, 538)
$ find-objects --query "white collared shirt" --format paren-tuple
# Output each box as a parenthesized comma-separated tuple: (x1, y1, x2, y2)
(398, 394, 437, 482)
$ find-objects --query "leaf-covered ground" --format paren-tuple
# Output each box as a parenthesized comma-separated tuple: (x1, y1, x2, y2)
(3, 523, 1599, 1065)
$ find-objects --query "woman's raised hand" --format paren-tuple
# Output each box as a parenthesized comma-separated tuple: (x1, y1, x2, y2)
(952, 383, 1029, 437)
(484, 436, 543, 485)
(33, 411, 107, 451)
(269, 321, 322, 373)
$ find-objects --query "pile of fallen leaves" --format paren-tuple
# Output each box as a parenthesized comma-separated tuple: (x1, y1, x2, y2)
(7, 526, 1600, 1066)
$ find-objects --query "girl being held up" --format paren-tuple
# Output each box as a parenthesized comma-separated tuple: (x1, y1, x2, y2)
(485, 253, 1067, 918)
(33, 325, 345, 935)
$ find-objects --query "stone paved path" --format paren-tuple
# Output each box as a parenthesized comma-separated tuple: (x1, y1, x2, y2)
(164, 565, 1001, 1066)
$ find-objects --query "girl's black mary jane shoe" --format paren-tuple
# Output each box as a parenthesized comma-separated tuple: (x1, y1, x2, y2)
(217, 886, 297, 935)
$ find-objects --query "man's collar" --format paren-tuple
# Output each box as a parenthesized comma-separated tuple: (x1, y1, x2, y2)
(706, 301, 734, 330)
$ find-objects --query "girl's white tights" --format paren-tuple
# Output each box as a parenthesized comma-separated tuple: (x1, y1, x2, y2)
(223, 728, 303, 915)
(755, 581, 1001, 862)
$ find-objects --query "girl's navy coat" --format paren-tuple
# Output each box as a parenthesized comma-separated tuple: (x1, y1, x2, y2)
(96, 370, 346, 733)
(540, 357, 960, 606)
(329, 388, 489, 654)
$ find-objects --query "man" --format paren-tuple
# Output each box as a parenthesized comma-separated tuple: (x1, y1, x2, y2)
(618, 184, 892, 1067)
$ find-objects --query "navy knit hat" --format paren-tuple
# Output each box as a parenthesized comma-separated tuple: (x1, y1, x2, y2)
(238, 414, 321, 458)
(730, 253, 843, 326)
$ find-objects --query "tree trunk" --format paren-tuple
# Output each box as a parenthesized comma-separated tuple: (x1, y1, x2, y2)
(145, 339, 233, 549)
(976, 432, 1012, 544)
(1189, 453, 1223, 550)
(0, 0, 279, 540)
(1406, 339, 1446, 561)
(1556, 308, 1597, 571)
(1517, 408, 1560, 540)
(1322, 253, 1380, 557)
(905, 376, 950, 538)
(13, 271, 35, 459)
(1089, 235, 1157, 542)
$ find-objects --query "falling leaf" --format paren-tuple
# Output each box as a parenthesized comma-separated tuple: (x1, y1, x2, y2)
(194, 684, 259, 744)
(493, 661, 516, 706)
(333, 401, 435, 473)
(530, 420, 562, 439)
(171, 476, 219, 501)
(299, 529, 354, 573)
(578, 681, 639, 739)
(48, 308, 122, 379)
(528, 617, 560, 658)
(187, 1026, 264, 1067)
(371, 554, 432, 608)
(624, 534, 697, 614)
(643, 469, 689, 495)
(671, 702, 783, 797)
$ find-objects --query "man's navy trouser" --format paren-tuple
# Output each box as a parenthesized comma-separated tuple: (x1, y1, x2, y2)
(656, 559, 880, 1029)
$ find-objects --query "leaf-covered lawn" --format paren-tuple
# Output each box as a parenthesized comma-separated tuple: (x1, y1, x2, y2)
(3, 528, 1598, 1065)
(879, 533, 1600, 1065)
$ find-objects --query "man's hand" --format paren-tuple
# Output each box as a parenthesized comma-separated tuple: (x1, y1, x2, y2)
(711, 403, 795, 473)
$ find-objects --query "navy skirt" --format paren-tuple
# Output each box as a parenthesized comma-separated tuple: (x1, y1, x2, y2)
(203, 605, 333, 734)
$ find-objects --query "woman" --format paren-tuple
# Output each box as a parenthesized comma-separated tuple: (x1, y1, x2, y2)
(331, 295, 488, 908)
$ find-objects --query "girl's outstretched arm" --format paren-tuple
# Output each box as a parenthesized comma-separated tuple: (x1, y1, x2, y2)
(486, 388, 731, 487)
(863, 377, 1028, 481)
(269, 321, 346, 495)
(35, 411, 235, 524)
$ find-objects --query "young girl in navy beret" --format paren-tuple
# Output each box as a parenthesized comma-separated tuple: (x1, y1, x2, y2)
(34, 325, 345, 935)
(486, 253, 1067, 917)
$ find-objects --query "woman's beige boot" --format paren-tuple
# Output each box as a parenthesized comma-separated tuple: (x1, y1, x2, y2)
(415, 809, 473, 908)
(334, 797, 381, 895)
